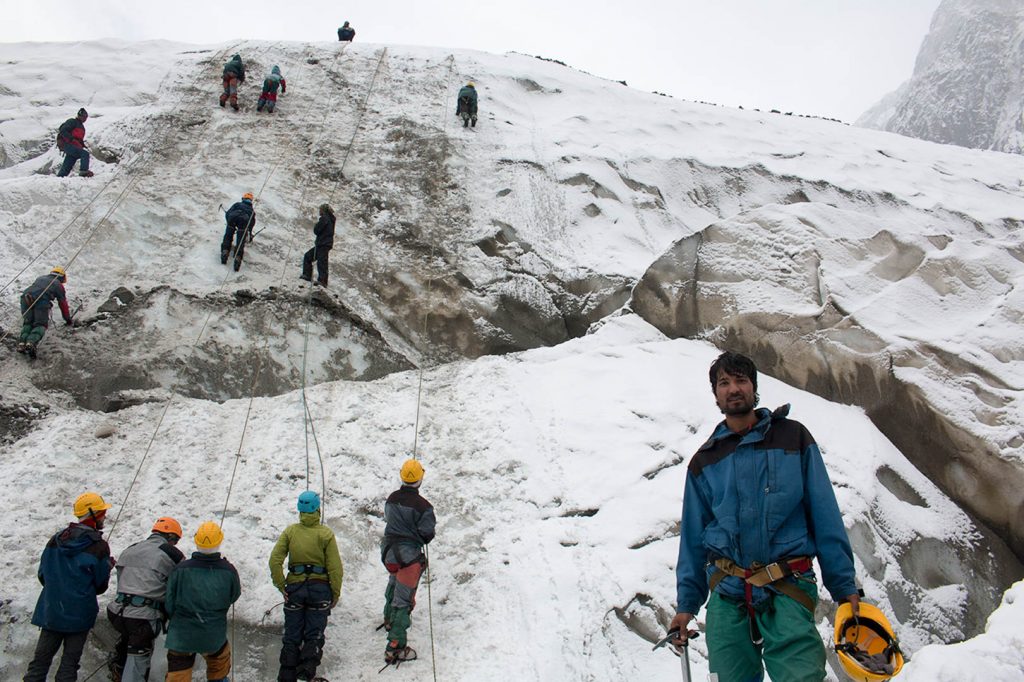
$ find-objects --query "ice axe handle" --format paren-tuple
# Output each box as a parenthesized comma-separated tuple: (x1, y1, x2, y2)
(652, 627, 699, 652)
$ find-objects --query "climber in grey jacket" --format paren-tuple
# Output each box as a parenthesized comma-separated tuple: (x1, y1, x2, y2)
(106, 517, 185, 682)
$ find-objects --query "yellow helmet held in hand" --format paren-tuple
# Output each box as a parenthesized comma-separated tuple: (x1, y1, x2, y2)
(73, 492, 111, 518)
(834, 601, 904, 681)
(194, 521, 224, 550)
(400, 459, 424, 484)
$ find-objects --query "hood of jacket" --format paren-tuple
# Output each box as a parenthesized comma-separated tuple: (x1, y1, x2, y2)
(299, 510, 322, 527)
(271, 65, 281, 75)
(55, 523, 103, 557)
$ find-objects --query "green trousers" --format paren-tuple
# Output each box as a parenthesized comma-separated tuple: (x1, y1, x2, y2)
(706, 579, 824, 682)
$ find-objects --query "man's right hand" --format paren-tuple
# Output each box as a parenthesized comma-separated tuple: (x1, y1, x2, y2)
(669, 612, 697, 646)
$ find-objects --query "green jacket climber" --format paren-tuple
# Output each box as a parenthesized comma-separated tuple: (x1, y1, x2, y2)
(269, 510, 343, 602)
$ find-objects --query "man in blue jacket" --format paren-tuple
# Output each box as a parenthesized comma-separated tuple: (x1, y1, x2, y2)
(670, 351, 860, 682)
(24, 492, 113, 682)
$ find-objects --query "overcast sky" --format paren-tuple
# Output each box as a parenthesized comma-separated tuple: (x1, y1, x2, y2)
(1, 0, 941, 122)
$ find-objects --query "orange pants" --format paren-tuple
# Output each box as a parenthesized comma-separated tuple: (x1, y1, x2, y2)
(165, 640, 230, 681)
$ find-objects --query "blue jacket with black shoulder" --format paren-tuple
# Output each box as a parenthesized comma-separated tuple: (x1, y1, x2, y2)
(675, 404, 857, 615)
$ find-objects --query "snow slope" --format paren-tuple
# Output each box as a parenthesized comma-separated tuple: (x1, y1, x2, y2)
(0, 38, 1022, 680)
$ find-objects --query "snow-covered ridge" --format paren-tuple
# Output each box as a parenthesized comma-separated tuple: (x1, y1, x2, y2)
(1, 39, 1023, 680)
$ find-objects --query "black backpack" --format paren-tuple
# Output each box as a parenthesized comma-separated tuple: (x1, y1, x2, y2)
(56, 118, 76, 152)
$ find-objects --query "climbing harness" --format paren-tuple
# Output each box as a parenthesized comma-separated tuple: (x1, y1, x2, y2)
(707, 555, 814, 645)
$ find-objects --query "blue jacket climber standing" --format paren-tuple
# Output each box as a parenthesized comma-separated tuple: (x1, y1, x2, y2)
(24, 492, 113, 682)
(670, 351, 860, 682)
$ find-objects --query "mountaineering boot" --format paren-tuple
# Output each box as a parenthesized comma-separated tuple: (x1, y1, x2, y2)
(231, 102, 240, 112)
(221, 250, 229, 265)
(25, 342, 37, 359)
(233, 257, 242, 272)
(80, 170, 94, 177)
(463, 117, 468, 128)
(16, 342, 28, 354)
(471, 117, 477, 127)
(219, 95, 227, 107)
(384, 641, 417, 665)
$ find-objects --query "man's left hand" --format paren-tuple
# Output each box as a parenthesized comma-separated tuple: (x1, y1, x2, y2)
(844, 593, 860, 614)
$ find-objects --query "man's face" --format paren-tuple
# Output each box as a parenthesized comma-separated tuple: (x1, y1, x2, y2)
(714, 369, 756, 416)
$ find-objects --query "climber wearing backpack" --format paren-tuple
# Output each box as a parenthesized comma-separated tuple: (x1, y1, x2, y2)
(669, 351, 860, 682)
(221, 193, 257, 271)
(455, 82, 478, 127)
(219, 54, 246, 111)
(337, 21, 355, 41)
(56, 108, 94, 177)
(257, 65, 287, 113)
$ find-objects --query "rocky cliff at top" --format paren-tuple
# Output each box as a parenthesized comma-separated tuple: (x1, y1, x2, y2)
(858, 0, 1024, 153)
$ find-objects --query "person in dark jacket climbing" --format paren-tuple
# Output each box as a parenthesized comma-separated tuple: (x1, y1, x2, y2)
(18, 266, 73, 358)
(106, 517, 185, 682)
(219, 54, 246, 110)
(269, 491, 343, 682)
(56, 108, 93, 177)
(337, 21, 355, 41)
(669, 351, 860, 682)
(164, 521, 241, 682)
(257, 65, 287, 113)
(300, 204, 336, 286)
(380, 459, 436, 666)
(24, 492, 113, 682)
(221, 192, 257, 271)
(456, 82, 478, 127)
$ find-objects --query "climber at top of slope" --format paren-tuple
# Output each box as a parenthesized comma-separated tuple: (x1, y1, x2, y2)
(56, 107, 94, 177)
(338, 21, 355, 41)
(219, 54, 245, 111)
(258, 65, 287, 114)
(456, 82, 478, 127)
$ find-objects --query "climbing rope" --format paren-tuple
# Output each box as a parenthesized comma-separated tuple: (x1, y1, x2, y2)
(409, 53, 456, 682)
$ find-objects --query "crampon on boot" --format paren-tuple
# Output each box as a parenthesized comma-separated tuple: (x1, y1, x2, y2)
(380, 642, 417, 670)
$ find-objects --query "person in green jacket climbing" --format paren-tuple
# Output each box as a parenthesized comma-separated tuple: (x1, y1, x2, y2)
(219, 54, 246, 111)
(269, 491, 343, 682)
(164, 521, 241, 682)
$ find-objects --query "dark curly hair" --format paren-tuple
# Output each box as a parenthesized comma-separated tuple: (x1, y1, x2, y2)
(708, 351, 758, 393)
